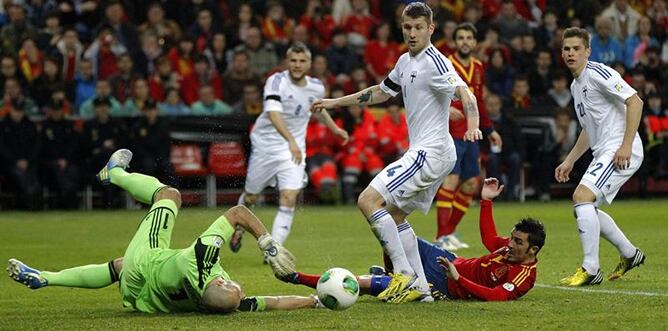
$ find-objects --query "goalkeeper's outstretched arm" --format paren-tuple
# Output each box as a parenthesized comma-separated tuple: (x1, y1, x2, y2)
(238, 295, 318, 312)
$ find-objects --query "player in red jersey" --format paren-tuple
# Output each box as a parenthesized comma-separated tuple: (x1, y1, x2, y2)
(435, 23, 502, 250)
(281, 178, 545, 302)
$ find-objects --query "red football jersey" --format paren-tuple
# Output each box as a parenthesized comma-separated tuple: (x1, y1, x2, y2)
(447, 200, 537, 301)
(448, 55, 494, 138)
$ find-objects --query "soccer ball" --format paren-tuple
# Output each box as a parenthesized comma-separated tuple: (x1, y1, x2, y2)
(316, 267, 359, 310)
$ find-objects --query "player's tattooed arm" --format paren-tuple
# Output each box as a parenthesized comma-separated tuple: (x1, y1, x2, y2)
(312, 85, 391, 112)
(456, 86, 483, 141)
(357, 89, 373, 104)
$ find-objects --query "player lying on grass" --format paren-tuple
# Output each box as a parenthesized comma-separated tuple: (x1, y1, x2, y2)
(7, 149, 321, 313)
(280, 178, 545, 302)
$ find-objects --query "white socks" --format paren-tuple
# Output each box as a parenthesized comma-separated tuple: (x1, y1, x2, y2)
(397, 222, 430, 292)
(368, 209, 413, 276)
(598, 209, 636, 258)
(574, 203, 601, 275)
(271, 206, 295, 245)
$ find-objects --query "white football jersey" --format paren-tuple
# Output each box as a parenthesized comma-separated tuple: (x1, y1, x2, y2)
(251, 71, 325, 155)
(379, 44, 466, 156)
(570, 61, 640, 156)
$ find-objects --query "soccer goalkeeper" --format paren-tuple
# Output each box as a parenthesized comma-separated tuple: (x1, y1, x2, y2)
(8, 149, 319, 313)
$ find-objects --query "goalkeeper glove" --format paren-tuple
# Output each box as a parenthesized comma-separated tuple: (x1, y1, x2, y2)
(257, 234, 296, 277)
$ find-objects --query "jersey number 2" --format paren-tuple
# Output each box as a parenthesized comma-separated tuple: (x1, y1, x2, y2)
(576, 102, 585, 117)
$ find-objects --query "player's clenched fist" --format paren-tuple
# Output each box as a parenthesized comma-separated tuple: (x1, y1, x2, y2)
(257, 234, 296, 277)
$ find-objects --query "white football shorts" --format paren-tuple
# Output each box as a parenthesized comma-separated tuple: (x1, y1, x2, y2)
(370, 148, 456, 214)
(244, 149, 307, 193)
(580, 138, 643, 206)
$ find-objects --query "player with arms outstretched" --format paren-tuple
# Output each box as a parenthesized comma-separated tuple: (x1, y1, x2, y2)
(282, 178, 545, 302)
(234, 43, 348, 250)
(557, 27, 646, 286)
(8, 149, 321, 313)
(435, 23, 502, 250)
(311, 2, 482, 303)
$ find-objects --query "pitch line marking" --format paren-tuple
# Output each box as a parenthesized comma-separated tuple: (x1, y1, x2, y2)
(536, 283, 668, 297)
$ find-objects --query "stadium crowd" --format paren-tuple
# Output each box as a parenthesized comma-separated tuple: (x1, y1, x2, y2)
(0, 0, 667, 210)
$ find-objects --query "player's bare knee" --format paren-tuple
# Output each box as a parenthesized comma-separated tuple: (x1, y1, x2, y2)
(442, 174, 459, 189)
(461, 177, 478, 193)
(572, 186, 595, 204)
(357, 188, 384, 216)
(279, 191, 298, 207)
(155, 187, 181, 208)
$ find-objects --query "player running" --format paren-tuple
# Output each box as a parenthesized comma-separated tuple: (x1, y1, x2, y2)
(311, 2, 482, 303)
(435, 23, 501, 251)
(233, 42, 348, 251)
(8, 149, 321, 313)
(556, 27, 646, 286)
(281, 178, 545, 302)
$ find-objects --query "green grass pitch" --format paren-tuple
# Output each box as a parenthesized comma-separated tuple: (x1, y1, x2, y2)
(1, 200, 667, 330)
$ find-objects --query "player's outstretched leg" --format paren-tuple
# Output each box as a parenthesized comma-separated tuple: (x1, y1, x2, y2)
(597, 209, 646, 280)
(97, 149, 166, 205)
(7, 258, 47, 289)
(8, 258, 121, 289)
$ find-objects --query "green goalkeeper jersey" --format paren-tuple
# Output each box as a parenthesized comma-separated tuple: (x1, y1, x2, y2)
(119, 203, 235, 313)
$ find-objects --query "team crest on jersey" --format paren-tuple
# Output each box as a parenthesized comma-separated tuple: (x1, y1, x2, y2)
(615, 82, 623, 92)
(308, 96, 315, 103)
(493, 265, 508, 279)
(410, 71, 417, 83)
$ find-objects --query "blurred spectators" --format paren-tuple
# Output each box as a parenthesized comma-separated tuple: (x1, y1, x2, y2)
(364, 21, 401, 84)
(130, 100, 174, 183)
(148, 56, 180, 102)
(624, 16, 659, 69)
(590, 16, 624, 65)
(137, 2, 182, 49)
(299, 0, 337, 49)
(310, 54, 336, 92)
(222, 50, 261, 105)
(376, 101, 408, 164)
(233, 83, 263, 116)
(32, 57, 65, 109)
(37, 11, 63, 51)
(342, 0, 377, 50)
(232, 26, 278, 77)
(485, 94, 524, 200)
(306, 109, 342, 204)
(81, 96, 127, 207)
(40, 99, 80, 209)
(528, 48, 554, 97)
(168, 35, 196, 78)
(262, 1, 295, 51)
(493, 0, 530, 43)
(18, 37, 43, 84)
(203, 32, 228, 74)
(338, 105, 383, 205)
(601, 0, 641, 43)
(83, 25, 127, 80)
(101, 1, 139, 57)
(434, 19, 457, 55)
(485, 48, 516, 98)
(224, 3, 261, 49)
(191, 85, 232, 116)
(0, 78, 38, 117)
(108, 53, 140, 103)
(56, 28, 84, 84)
(1, 3, 37, 55)
(508, 74, 532, 112)
(159, 88, 191, 116)
(180, 54, 223, 105)
(79, 80, 123, 118)
(641, 92, 668, 179)
(325, 28, 360, 79)
(74, 59, 97, 109)
(122, 79, 151, 116)
(0, 101, 41, 210)
(0, 55, 28, 94)
(190, 9, 220, 53)
(538, 70, 573, 110)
